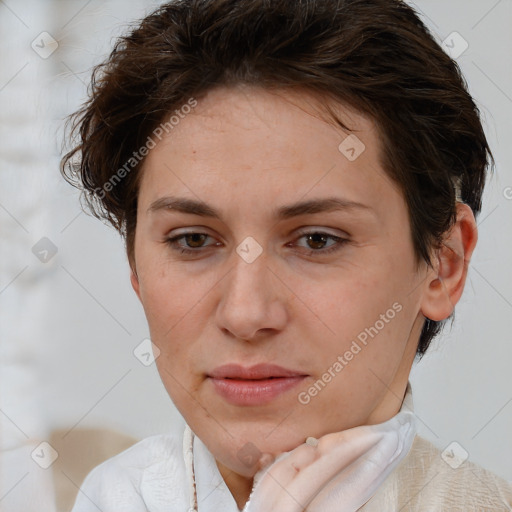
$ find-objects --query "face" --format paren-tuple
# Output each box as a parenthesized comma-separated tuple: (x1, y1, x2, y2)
(131, 85, 430, 478)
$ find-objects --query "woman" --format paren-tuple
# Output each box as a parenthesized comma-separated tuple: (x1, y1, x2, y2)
(61, 0, 512, 510)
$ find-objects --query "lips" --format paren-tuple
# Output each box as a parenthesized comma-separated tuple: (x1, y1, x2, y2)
(208, 363, 308, 406)
(209, 363, 306, 380)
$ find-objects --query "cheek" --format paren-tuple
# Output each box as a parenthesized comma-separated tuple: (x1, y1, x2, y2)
(136, 269, 199, 381)
(310, 267, 402, 335)
(301, 255, 416, 374)
(138, 257, 203, 332)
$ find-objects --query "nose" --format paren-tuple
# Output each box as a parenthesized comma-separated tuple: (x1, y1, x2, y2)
(215, 248, 288, 342)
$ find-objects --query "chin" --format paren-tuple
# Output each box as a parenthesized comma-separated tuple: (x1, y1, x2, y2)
(233, 424, 309, 458)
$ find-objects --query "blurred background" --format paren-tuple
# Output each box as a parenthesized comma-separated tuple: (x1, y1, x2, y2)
(1, 0, 511, 510)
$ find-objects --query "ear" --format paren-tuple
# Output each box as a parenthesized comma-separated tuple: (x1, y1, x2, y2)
(420, 203, 478, 322)
(130, 265, 142, 302)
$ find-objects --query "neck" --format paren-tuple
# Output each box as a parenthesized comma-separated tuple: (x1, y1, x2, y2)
(216, 459, 254, 510)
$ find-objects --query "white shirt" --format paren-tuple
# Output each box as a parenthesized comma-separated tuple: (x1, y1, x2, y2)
(71, 383, 512, 511)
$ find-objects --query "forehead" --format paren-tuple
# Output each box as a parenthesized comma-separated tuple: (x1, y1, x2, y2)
(139, 85, 400, 220)
(155, 85, 377, 153)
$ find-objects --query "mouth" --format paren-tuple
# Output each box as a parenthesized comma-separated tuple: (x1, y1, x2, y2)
(207, 363, 308, 406)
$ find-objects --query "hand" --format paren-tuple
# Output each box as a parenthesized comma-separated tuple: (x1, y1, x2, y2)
(242, 411, 415, 512)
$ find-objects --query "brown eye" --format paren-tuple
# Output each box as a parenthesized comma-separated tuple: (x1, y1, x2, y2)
(182, 233, 208, 248)
(292, 231, 349, 256)
(166, 232, 218, 255)
(305, 233, 330, 250)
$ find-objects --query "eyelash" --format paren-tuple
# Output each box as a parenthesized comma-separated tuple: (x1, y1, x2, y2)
(165, 230, 349, 256)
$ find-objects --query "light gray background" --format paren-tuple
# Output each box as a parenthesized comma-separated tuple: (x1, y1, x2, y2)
(1, 0, 511, 490)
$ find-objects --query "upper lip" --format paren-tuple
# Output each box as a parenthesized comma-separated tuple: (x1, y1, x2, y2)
(208, 363, 307, 380)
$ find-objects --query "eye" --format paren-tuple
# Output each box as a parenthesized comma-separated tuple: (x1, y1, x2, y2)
(165, 232, 219, 255)
(291, 230, 349, 256)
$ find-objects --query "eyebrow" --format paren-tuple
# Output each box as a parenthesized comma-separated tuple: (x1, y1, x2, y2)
(148, 195, 374, 220)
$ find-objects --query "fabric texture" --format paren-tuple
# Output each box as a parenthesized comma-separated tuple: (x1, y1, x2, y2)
(70, 383, 512, 511)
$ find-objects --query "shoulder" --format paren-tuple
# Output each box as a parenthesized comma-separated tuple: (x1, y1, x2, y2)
(380, 435, 512, 511)
(71, 431, 188, 512)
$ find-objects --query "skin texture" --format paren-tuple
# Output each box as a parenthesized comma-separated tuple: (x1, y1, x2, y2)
(130, 85, 478, 509)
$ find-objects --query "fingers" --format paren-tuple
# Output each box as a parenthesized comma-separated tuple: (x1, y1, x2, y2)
(306, 415, 415, 511)
(306, 428, 401, 511)
(280, 426, 394, 509)
(314, 423, 383, 459)
(313, 411, 413, 455)
(246, 425, 384, 512)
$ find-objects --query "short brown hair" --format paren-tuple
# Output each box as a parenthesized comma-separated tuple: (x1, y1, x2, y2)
(61, 0, 493, 355)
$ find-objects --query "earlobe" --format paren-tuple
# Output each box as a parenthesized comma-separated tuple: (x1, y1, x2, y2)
(420, 203, 478, 322)
(130, 266, 142, 302)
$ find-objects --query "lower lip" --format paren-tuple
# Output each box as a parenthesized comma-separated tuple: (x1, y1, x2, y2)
(209, 376, 307, 406)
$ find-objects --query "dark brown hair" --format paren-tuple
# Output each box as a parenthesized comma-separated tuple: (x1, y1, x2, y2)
(61, 0, 493, 355)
